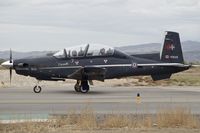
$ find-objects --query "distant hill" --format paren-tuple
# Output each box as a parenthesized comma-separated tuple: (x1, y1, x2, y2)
(0, 51, 55, 60)
(116, 41, 200, 62)
(117, 41, 200, 53)
(0, 41, 200, 62)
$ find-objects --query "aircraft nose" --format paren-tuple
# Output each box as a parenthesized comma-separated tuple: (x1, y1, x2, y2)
(1, 60, 13, 68)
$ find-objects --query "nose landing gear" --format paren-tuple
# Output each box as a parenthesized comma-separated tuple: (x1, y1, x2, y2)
(74, 80, 90, 93)
(33, 80, 42, 93)
(33, 85, 42, 93)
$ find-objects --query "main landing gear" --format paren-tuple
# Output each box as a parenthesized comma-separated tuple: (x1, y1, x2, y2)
(32, 80, 90, 93)
(74, 80, 90, 93)
(33, 80, 42, 93)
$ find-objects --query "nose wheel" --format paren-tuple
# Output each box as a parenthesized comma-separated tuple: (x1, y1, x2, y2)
(33, 80, 42, 93)
(74, 80, 89, 93)
(33, 85, 42, 93)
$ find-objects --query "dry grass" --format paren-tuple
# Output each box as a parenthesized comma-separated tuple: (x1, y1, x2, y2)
(101, 114, 130, 128)
(77, 107, 97, 129)
(1, 107, 199, 133)
(99, 114, 153, 129)
(53, 107, 97, 130)
(0, 122, 51, 133)
(55, 106, 200, 129)
(156, 107, 199, 128)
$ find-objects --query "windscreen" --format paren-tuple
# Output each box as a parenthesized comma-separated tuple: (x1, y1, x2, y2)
(53, 44, 114, 58)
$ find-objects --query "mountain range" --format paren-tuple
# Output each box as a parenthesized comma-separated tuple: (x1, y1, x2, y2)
(116, 40, 200, 62)
(0, 40, 200, 63)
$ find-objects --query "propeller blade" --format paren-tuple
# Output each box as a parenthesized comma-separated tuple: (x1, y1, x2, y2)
(10, 68, 12, 85)
(10, 49, 12, 63)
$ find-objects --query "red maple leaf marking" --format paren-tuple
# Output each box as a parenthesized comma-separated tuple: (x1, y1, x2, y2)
(164, 43, 175, 51)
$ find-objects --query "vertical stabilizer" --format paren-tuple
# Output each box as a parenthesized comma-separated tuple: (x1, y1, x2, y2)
(160, 31, 184, 63)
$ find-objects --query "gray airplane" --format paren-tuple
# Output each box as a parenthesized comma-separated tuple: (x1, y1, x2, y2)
(1, 31, 191, 93)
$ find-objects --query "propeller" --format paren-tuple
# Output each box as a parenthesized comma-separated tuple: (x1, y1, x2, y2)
(9, 66, 12, 84)
(9, 49, 13, 84)
(1, 49, 13, 85)
(10, 49, 12, 63)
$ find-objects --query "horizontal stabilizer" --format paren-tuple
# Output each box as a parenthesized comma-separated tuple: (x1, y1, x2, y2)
(151, 74, 171, 81)
(137, 63, 190, 68)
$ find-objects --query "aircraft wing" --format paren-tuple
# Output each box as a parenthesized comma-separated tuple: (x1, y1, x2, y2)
(68, 67, 106, 81)
(137, 63, 190, 68)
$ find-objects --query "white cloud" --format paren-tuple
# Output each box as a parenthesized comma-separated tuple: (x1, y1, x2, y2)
(0, 0, 199, 51)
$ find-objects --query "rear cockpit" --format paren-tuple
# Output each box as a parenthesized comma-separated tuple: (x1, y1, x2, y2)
(53, 44, 115, 58)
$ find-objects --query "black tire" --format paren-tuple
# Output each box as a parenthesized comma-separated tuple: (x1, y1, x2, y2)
(80, 81, 89, 93)
(33, 86, 42, 93)
(80, 86, 89, 93)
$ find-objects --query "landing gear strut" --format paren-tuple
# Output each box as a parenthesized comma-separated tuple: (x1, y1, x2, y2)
(74, 80, 90, 93)
(74, 80, 81, 92)
(33, 80, 42, 93)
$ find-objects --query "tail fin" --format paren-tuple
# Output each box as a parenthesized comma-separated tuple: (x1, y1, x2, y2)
(160, 31, 184, 63)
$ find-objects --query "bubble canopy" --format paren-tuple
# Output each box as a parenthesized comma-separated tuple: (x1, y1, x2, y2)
(53, 44, 114, 58)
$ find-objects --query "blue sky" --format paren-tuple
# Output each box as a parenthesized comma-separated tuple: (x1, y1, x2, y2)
(0, 0, 200, 51)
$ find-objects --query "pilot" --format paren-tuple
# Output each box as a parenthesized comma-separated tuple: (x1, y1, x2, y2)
(99, 48, 106, 55)
(78, 48, 84, 56)
(72, 50, 77, 57)
(68, 50, 71, 57)
(106, 48, 113, 55)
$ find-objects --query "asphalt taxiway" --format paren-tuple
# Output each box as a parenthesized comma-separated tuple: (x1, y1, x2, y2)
(0, 86, 200, 115)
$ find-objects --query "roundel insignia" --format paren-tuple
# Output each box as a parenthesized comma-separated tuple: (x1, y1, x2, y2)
(165, 55, 169, 59)
(132, 63, 137, 68)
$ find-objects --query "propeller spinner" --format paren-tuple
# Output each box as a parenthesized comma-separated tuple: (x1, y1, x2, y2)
(1, 49, 13, 84)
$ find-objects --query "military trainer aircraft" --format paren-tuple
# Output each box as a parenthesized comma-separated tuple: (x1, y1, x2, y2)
(1, 31, 191, 93)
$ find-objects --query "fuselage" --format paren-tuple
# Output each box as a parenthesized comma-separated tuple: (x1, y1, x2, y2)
(13, 49, 188, 81)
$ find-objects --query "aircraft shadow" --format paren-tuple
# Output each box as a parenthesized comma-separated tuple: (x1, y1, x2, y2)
(47, 90, 116, 95)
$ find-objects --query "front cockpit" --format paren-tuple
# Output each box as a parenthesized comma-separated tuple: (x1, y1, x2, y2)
(53, 44, 115, 58)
